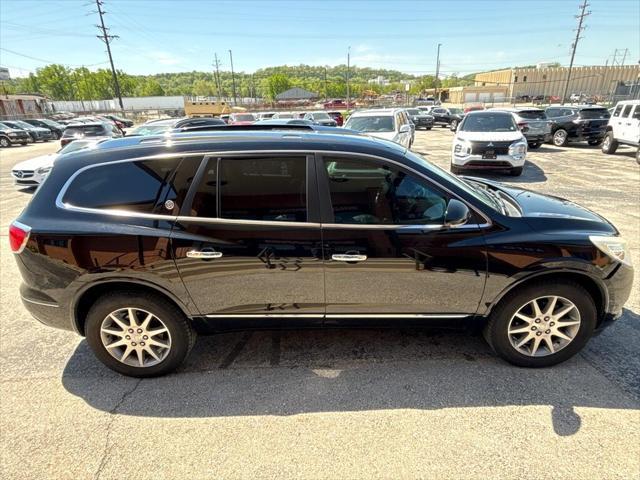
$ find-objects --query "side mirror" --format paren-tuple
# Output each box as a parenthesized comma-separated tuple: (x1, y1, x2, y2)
(399, 124, 411, 134)
(444, 199, 470, 227)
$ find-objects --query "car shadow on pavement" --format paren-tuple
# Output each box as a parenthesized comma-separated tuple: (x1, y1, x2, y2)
(61, 309, 640, 436)
(465, 160, 547, 183)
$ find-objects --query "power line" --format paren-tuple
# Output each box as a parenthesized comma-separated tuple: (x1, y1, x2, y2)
(0, 47, 109, 67)
(562, 1, 590, 104)
(94, 0, 123, 110)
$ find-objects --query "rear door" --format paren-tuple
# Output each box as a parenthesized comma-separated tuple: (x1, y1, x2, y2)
(170, 153, 325, 322)
(317, 153, 487, 319)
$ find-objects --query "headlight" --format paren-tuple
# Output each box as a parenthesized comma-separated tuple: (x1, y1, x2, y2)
(508, 140, 527, 160)
(589, 235, 631, 266)
(453, 138, 471, 156)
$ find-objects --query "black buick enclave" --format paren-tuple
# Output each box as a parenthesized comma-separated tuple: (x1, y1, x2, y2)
(10, 129, 633, 377)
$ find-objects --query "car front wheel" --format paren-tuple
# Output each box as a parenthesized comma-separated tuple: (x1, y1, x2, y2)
(484, 281, 596, 367)
(450, 120, 458, 131)
(0, 137, 10, 148)
(85, 291, 196, 377)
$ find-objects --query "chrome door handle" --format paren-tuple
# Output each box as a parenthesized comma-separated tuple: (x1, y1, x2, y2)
(186, 250, 223, 259)
(331, 253, 367, 262)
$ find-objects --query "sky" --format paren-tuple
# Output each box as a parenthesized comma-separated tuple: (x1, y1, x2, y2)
(1, 0, 639, 79)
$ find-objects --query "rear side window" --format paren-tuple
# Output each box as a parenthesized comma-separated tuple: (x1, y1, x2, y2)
(613, 105, 623, 117)
(621, 105, 633, 118)
(579, 108, 609, 119)
(62, 157, 191, 213)
(633, 106, 640, 120)
(191, 156, 308, 222)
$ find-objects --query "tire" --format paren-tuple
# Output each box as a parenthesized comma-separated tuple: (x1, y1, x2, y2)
(450, 120, 458, 131)
(450, 164, 463, 175)
(426, 127, 432, 130)
(528, 142, 540, 149)
(0, 137, 10, 148)
(509, 166, 523, 176)
(85, 291, 196, 377)
(601, 132, 618, 154)
(484, 281, 597, 368)
(587, 139, 602, 146)
(552, 129, 568, 147)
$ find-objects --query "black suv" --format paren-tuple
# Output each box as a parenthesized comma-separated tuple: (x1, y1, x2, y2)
(23, 118, 66, 139)
(11, 130, 633, 377)
(545, 105, 610, 147)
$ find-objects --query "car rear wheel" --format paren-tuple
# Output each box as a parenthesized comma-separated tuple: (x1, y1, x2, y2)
(601, 132, 618, 154)
(85, 291, 196, 377)
(484, 281, 596, 367)
(0, 137, 10, 148)
(552, 129, 568, 146)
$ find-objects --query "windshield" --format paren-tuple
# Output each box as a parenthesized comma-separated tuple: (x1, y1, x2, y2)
(275, 113, 294, 119)
(449, 108, 463, 115)
(460, 113, 517, 132)
(234, 114, 255, 121)
(407, 109, 420, 115)
(57, 140, 97, 154)
(346, 115, 395, 132)
(518, 110, 547, 120)
(13, 121, 34, 128)
(131, 124, 172, 135)
(313, 112, 331, 119)
(579, 108, 610, 119)
(40, 119, 64, 128)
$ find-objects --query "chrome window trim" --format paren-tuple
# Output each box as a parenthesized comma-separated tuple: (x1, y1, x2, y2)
(54, 148, 492, 228)
(176, 216, 321, 229)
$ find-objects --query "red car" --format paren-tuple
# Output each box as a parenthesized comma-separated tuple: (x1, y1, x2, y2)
(327, 111, 344, 126)
(228, 113, 256, 125)
(323, 99, 355, 109)
(463, 104, 485, 114)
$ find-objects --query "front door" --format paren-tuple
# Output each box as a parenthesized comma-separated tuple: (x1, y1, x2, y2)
(171, 154, 324, 321)
(317, 154, 487, 318)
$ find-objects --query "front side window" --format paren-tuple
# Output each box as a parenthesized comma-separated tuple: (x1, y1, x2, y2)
(219, 157, 307, 222)
(62, 157, 193, 213)
(632, 106, 640, 120)
(323, 157, 447, 225)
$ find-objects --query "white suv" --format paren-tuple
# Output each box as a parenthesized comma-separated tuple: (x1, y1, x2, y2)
(451, 110, 527, 176)
(602, 100, 640, 163)
(343, 108, 413, 148)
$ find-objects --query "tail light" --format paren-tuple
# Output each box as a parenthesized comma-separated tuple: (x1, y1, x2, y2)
(9, 221, 31, 253)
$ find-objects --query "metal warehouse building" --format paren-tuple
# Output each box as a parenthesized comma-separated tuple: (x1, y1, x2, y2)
(473, 64, 640, 100)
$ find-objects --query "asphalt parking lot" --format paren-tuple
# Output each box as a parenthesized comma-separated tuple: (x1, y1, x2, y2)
(1, 130, 639, 479)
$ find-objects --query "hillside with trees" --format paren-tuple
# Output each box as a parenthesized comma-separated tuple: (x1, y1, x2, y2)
(5, 63, 474, 101)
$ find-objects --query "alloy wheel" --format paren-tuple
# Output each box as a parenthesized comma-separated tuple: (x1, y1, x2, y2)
(100, 307, 172, 367)
(0, 138, 9, 147)
(507, 295, 581, 357)
(553, 130, 567, 146)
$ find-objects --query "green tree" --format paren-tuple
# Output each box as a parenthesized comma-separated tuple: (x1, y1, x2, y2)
(136, 78, 165, 97)
(265, 73, 291, 100)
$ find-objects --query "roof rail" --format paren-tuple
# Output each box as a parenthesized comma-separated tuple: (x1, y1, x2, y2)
(175, 124, 317, 133)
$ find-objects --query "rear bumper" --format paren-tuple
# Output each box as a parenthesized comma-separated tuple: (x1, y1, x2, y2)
(20, 283, 74, 332)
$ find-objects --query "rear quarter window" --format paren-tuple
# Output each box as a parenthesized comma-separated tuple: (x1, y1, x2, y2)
(61, 157, 198, 214)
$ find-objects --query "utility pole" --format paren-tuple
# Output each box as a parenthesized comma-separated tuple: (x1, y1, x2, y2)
(434, 43, 442, 101)
(228, 49, 237, 105)
(620, 48, 629, 66)
(324, 67, 328, 101)
(213, 53, 222, 100)
(94, 0, 123, 110)
(346, 46, 351, 110)
(562, 1, 590, 104)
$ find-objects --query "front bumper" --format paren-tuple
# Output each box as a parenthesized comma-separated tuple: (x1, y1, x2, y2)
(597, 262, 634, 332)
(7, 135, 29, 144)
(452, 153, 525, 169)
